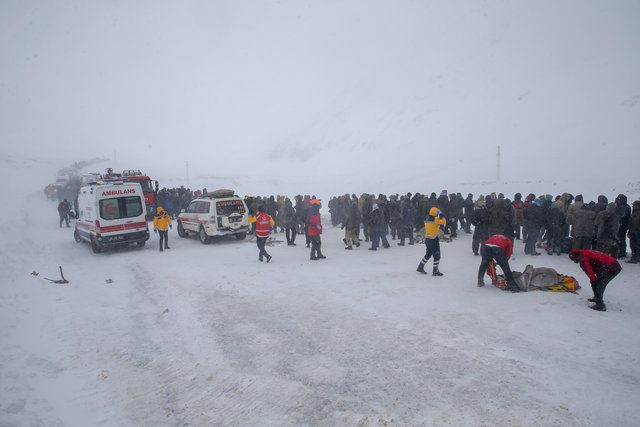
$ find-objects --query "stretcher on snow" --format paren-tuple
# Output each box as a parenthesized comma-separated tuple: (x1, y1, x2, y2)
(488, 261, 581, 293)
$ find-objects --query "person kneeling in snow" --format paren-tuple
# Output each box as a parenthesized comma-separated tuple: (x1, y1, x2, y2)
(478, 234, 520, 292)
(417, 207, 445, 276)
(569, 249, 621, 312)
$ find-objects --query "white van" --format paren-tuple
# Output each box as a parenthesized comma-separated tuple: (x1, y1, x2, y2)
(74, 182, 150, 253)
(177, 189, 249, 244)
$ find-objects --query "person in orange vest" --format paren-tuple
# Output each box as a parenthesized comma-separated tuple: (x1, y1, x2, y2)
(249, 205, 274, 262)
(308, 203, 326, 260)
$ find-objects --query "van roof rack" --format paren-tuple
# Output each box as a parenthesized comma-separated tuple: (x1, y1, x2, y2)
(202, 189, 237, 199)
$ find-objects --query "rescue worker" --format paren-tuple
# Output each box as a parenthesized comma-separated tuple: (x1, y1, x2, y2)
(477, 234, 520, 292)
(569, 249, 622, 311)
(153, 206, 172, 251)
(416, 207, 446, 276)
(308, 203, 325, 260)
(250, 205, 274, 262)
(58, 199, 71, 228)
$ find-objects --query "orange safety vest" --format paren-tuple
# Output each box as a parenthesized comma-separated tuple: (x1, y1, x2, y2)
(255, 213, 272, 238)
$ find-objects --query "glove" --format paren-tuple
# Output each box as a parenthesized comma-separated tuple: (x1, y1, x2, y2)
(154, 229, 158, 233)
(170, 224, 172, 229)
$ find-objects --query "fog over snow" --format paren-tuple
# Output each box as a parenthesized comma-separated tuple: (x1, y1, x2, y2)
(1, 0, 639, 196)
(3, 2, 640, 426)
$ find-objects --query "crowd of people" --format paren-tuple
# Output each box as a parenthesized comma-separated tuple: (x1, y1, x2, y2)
(58, 184, 637, 312)
(326, 191, 640, 263)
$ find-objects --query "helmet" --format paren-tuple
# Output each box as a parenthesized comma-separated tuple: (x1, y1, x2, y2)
(429, 207, 439, 216)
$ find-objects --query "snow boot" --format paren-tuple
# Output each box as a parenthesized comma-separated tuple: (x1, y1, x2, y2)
(626, 256, 639, 264)
(417, 265, 427, 274)
(432, 268, 443, 277)
(383, 243, 390, 249)
(477, 279, 485, 287)
(397, 242, 405, 246)
(266, 255, 272, 263)
(310, 255, 319, 261)
(355, 242, 361, 247)
(590, 303, 606, 312)
(588, 297, 598, 302)
(318, 253, 326, 259)
(345, 246, 353, 250)
(343, 238, 348, 246)
(369, 247, 377, 251)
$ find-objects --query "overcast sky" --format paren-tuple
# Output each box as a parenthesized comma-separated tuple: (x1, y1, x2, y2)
(1, 0, 639, 195)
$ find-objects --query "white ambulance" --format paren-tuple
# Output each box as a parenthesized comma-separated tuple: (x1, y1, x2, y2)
(177, 189, 249, 244)
(74, 182, 150, 253)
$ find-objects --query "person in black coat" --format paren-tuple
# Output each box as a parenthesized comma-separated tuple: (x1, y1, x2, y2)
(368, 204, 390, 250)
(470, 198, 491, 255)
(523, 197, 545, 255)
(615, 194, 631, 258)
(57, 199, 71, 228)
(283, 198, 297, 246)
(398, 197, 416, 246)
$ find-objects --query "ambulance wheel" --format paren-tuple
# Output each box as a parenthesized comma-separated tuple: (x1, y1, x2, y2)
(177, 221, 187, 238)
(91, 237, 102, 253)
(199, 227, 211, 244)
(74, 229, 82, 243)
(235, 232, 247, 240)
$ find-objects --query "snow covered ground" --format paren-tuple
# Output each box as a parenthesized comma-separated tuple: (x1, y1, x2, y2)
(1, 159, 640, 426)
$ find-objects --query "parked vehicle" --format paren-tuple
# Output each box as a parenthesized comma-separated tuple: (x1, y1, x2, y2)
(74, 181, 150, 253)
(177, 189, 249, 244)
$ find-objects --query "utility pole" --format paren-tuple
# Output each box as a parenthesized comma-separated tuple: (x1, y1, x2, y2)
(496, 145, 501, 182)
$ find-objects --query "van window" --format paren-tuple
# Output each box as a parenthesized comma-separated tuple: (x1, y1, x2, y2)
(99, 196, 143, 220)
(186, 201, 196, 213)
(195, 201, 211, 214)
(216, 200, 246, 216)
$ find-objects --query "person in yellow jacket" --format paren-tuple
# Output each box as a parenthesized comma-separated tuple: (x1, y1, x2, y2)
(417, 207, 446, 276)
(153, 206, 172, 252)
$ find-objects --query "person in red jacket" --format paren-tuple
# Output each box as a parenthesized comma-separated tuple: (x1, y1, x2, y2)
(569, 249, 622, 311)
(308, 204, 326, 260)
(251, 205, 274, 262)
(478, 234, 520, 292)
(512, 193, 524, 240)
